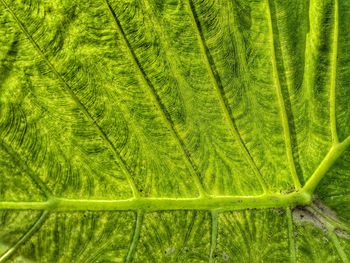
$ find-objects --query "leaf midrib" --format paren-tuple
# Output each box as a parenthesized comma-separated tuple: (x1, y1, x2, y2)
(0, 192, 310, 211)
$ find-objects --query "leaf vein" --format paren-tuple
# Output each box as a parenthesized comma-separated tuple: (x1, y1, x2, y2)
(0, 211, 49, 262)
(330, 0, 339, 144)
(328, 226, 350, 263)
(125, 211, 144, 263)
(186, 0, 267, 193)
(209, 211, 218, 263)
(303, 135, 350, 194)
(286, 207, 296, 263)
(0, 140, 52, 198)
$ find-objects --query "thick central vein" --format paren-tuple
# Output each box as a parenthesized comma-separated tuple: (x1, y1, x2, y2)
(0, 192, 310, 211)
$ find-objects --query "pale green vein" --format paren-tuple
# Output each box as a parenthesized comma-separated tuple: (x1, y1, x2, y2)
(302, 135, 350, 194)
(265, 0, 301, 189)
(102, 0, 207, 197)
(0, 140, 52, 198)
(0, 0, 139, 198)
(330, 0, 339, 144)
(209, 211, 218, 263)
(0, 211, 49, 262)
(286, 208, 296, 263)
(303, 12, 315, 122)
(327, 226, 349, 263)
(0, 192, 311, 211)
(125, 211, 144, 263)
(186, 0, 267, 193)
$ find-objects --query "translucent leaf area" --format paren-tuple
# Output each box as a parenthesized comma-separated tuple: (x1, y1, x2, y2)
(0, 0, 350, 262)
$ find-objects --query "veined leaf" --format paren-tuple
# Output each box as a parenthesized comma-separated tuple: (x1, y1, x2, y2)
(0, 0, 350, 262)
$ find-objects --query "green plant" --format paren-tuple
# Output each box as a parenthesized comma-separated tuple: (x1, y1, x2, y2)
(0, 0, 350, 262)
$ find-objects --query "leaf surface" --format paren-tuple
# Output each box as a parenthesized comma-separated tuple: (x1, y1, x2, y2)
(0, 0, 350, 262)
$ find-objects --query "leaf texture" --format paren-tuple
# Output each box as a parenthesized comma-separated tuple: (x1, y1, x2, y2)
(0, 0, 350, 262)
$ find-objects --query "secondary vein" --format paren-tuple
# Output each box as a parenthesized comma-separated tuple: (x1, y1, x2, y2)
(102, 0, 207, 197)
(186, 0, 268, 193)
(265, 0, 301, 189)
(209, 211, 219, 263)
(0, 0, 140, 198)
(328, 228, 350, 263)
(286, 207, 297, 263)
(305, 205, 350, 262)
(0, 140, 52, 198)
(330, 0, 339, 144)
(303, 136, 350, 194)
(0, 211, 49, 262)
(125, 211, 144, 263)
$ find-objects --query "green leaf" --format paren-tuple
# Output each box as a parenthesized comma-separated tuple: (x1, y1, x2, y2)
(0, 0, 350, 262)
